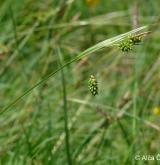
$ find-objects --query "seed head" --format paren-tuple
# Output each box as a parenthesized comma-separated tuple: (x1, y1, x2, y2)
(88, 75, 98, 96)
(118, 33, 144, 52)
(118, 40, 133, 52)
(129, 35, 142, 45)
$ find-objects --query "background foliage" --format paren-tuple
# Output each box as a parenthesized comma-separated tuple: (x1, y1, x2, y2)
(0, 0, 160, 164)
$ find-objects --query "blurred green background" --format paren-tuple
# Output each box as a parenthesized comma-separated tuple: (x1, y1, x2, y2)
(0, 0, 160, 164)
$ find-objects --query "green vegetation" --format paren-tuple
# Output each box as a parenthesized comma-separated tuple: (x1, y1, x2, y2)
(0, 0, 160, 164)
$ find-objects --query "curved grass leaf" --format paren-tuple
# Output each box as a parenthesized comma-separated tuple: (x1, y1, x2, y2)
(0, 25, 147, 115)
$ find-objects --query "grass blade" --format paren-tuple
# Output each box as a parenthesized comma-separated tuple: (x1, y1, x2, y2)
(0, 25, 147, 114)
(57, 48, 72, 165)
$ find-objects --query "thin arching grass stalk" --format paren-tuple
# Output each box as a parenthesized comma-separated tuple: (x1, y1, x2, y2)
(0, 25, 147, 115)
(57, 48, 72, 165)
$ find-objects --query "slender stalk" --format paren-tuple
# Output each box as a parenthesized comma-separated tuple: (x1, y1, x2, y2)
(132, 61, 138, 165)
(133, 0, 139, 29)
(58, 48, 72, 165)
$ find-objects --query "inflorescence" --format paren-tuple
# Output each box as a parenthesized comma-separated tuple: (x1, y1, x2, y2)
(88, 75, 98, 96)
(118, 34, 143, 52)
(88, 32, 150, 96)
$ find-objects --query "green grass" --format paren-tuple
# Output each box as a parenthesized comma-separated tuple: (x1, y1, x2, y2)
(0, 0, 160, 164)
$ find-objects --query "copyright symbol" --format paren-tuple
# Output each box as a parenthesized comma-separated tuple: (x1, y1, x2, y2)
(135, 155, 140, 160)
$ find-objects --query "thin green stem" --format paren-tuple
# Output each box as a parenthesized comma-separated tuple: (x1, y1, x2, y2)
(58, 48, 72, 165)
(132, 62, 138, 165)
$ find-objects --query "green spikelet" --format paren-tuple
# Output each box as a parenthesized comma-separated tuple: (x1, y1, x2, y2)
(129, 35, 142, 45)
(118, 34, 143, 52)
(118, 40, 133, 52)
(88, 75, 98, 96)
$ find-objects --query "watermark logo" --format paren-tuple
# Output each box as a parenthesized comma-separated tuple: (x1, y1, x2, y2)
(135, 154, 160, 161)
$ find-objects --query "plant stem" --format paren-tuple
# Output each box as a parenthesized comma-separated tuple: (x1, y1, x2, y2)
(58, 48, 72, 165)
(133, 0, 139, 29)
